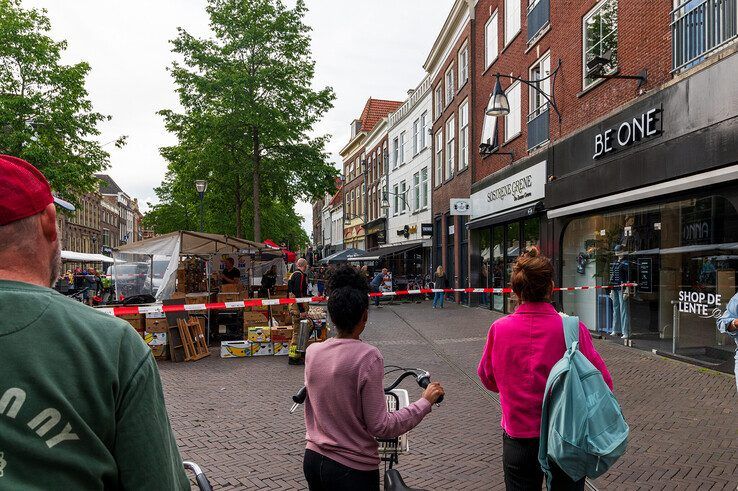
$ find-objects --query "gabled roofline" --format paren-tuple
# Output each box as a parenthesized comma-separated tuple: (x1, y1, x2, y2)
(423, 0, 474, 77)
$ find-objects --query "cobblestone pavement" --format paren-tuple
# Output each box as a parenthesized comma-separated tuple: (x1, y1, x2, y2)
(159, 301, 738, 490)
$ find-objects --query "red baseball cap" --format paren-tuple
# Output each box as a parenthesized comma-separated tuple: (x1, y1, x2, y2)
(0, 154, 75, 226)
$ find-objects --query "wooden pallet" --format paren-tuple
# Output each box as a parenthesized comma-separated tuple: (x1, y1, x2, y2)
(176, 318, 210, 362)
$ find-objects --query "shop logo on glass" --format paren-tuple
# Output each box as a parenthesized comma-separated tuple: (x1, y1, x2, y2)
(677, 290, 722, 319)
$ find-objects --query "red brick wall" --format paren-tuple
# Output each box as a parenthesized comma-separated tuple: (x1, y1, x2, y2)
(472, 0, 672, 184)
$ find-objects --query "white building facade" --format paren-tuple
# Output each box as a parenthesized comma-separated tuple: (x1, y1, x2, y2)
(386, 77, 433, 257)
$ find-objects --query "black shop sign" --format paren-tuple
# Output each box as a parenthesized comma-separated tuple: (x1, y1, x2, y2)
(593, 106, 662, 159)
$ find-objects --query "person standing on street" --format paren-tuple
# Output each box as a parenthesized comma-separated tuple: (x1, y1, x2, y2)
(369, 269, 384, 307)
(716, 293, 738, 393)
(0, 155, 189, 489)
(288, 258, 311, 365)
(303, 265, 444, 490)
(477, 247, 613, 490)
(220, 257, 241, 286)
(432, 266, 447, 309)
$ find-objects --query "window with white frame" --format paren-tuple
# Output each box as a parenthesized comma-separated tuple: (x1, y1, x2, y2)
(504, 81, 521, 141)
(459, 100, 469, 170)
(435, 85, 443, 119)
(458, 43, 469, 86)
(529, 52, 551, 119)
(434, 130, 443, 186)
(504, 0, 521, 46)
(399, 131, 406, 165)
(420, 167, 429, 209)
(399, 180, 407, 214)
(485, 11, 499, 68)
(392, 137, 399, 168)
(445, 66, 455, 106)
(349, 189, 354, 216)
(445, 116, 455, 180)
(413, 172, 421, 211)
(420, 111, 428, 149)
(393, 183, 399, 215)
(412, 118, 420, 155)
(583, 0, 618, 89)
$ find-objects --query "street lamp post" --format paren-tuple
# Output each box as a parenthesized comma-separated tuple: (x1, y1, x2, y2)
(194, 180, 208, 232)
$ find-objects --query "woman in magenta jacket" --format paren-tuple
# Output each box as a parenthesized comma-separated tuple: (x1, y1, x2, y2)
(478, 247, 613, 491)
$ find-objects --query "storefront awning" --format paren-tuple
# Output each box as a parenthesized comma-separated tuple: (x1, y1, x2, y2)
(467, 201, 545, 230)
(319, 247, 365, 264)
(347, 242, 425, 262)
(61, 251, 116, 264)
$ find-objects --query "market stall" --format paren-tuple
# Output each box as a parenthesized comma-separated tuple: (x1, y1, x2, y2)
(110, 231, 327, 363)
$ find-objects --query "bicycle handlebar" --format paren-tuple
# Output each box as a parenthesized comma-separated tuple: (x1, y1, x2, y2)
(290, 368, 443, 412)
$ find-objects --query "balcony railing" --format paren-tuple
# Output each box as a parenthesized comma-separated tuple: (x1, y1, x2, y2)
(527, 105, 550, 150)
(527, 0, 550, 44)
(672, 0, 738, 71)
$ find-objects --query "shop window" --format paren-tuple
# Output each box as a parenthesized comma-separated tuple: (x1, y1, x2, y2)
(479, 228, 492, 308)
(492, 226, 504, 311)
(561, 195, 738, 371)
(505, 221, 520, 312)
(435, 216, 443, 270)
(583, 0, 618, 89)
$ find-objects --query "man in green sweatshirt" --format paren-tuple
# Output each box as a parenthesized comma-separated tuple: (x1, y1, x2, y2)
(0, 154, 189, 489)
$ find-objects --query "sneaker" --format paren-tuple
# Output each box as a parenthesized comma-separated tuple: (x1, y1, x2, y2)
(621, 334, 628, 339)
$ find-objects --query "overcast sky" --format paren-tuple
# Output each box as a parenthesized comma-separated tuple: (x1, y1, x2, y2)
(23, 0, 454, 237)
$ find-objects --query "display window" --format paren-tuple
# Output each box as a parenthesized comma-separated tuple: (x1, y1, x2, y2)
(473, 216, 541, 313)
(561, 194, 738, 370)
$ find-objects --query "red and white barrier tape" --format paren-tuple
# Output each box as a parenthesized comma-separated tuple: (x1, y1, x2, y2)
(96, 283, 637, 317)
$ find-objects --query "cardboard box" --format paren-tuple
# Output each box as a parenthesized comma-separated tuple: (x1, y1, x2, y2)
(185, 293, 210, 305)
(247, 326, 271, 343)
(119, 314, 144, 331)
(221, 284, 243, 293)
(145, 318, 168, 331)
(221, 340, 250, 358)
(273, 342, 289, 356)
(217, 292, 243, 305)
(144, 331, 167, 346)
(271, 326, 293, 343)
(243, 312, 269, 328)
(250, 342, 273, 356)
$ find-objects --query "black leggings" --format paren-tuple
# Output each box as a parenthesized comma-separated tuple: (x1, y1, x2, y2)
(304, 449, 380, 491)
(502, 432, 585, 491)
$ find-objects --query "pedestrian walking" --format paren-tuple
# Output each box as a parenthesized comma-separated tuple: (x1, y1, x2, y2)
(477, 247, 613, 490)
(0, 155, 188, 489)
(369, 269, 384, 307)
(432, 266, 447, 309)
(302, 265, 444, 490)
(716, 293, 738, 393)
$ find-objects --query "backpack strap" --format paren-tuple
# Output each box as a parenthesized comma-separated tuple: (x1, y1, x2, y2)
(562, 315, 580, 352)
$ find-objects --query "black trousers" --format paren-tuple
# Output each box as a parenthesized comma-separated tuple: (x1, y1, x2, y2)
(502, 432, 585, 491)
(304, 449, 380, 491)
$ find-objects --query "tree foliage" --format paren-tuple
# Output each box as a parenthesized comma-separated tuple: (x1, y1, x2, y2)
(0, 0, 124, 202)
(151, 0, 336, 244)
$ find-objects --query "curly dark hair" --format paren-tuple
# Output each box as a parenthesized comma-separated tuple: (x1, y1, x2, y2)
(325, 265, 369, 335)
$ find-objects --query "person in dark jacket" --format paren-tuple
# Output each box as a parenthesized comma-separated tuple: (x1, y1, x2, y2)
(369, 269, 385, 307)
(433, 266, 447, 309)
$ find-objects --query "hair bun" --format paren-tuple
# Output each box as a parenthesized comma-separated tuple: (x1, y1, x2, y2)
(526, 246, 540, 258)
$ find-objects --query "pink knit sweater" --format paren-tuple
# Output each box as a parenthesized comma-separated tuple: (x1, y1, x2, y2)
(478, 302, 613, 438)
(304, 338, 432, 471)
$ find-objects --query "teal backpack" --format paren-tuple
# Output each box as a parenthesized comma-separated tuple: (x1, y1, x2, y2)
(538, 315, 629, 488)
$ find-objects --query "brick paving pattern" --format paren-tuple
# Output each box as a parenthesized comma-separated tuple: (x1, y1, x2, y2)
(159, 301, 738, 490)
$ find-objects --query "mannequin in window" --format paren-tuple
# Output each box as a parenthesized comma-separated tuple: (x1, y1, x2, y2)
(609, 245, 631, 339)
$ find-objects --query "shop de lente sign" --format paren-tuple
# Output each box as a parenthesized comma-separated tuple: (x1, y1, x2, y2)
(593, 106, 662, 160)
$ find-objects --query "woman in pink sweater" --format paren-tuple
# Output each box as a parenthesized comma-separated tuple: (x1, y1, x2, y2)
(478, 248, 613, 491)
(303, 265, 444, 490)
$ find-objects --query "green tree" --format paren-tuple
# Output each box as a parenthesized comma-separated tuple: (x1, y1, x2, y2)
(155, 0, 336, 242)
(0, 0, 124, 201)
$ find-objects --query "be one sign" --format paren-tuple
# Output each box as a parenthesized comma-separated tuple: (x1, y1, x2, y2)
(593, 108, 661, 159)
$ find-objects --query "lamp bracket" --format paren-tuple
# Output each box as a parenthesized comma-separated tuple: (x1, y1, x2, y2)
(493, 59, 563, 122)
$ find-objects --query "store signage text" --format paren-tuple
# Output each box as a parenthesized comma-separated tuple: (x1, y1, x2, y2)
(470, 161, 546, 220)
(677, 290, 722, 318)
(593, 107, 661, 159)
(450, 198, 472, 216)
(421, 223, 433, 237)
(487, 174, 533, 203)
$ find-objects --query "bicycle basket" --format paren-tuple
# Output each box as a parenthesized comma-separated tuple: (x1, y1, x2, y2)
(377, 389, 410, 458)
